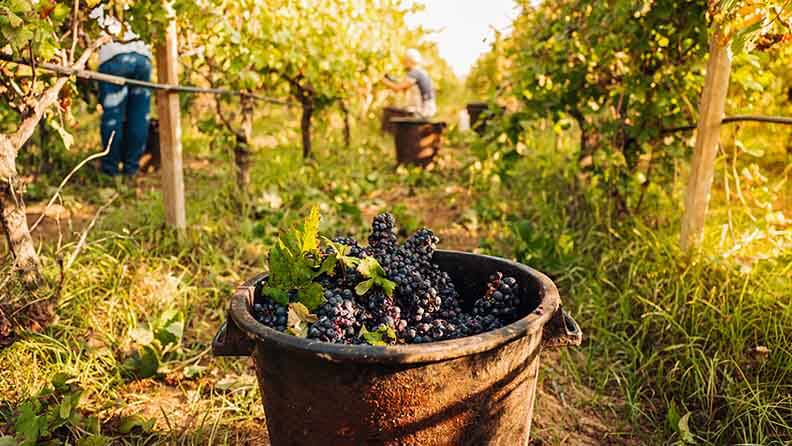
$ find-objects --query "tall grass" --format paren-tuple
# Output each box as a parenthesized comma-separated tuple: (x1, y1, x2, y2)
(490, 134, 792, 444)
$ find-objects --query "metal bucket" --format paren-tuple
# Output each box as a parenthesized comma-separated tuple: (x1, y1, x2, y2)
(391, 117, 446, 167)
(213, 250, 581, 446)
(140, 119, 161, 172)
(381, 107, 414, 134)
(466, 102, 503, 136)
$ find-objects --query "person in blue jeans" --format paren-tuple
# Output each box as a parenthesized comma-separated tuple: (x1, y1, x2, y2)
(98, 53, 152, 177)
(92, 5, 153, 177)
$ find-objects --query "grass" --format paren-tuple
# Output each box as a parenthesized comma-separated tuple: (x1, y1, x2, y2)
(480, 124, 792, 444)
(1, 99, 791, 445)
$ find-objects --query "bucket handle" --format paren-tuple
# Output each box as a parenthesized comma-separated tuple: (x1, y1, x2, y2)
(212, 286, 256, 357)
(542, 307, 582, 349)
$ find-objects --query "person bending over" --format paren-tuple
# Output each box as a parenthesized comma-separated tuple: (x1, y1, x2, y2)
(382, 48, 437, 119)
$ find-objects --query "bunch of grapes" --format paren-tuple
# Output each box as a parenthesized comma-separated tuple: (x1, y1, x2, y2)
(252, 300, 288, 332)
(253, 213, 527, 345)
(304, 289, 359, 343)
(472, 273, 521, 323)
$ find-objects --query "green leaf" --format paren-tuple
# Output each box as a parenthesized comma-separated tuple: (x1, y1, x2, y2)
(359, 324, 397, 346)
(323, 239, 361, 270)
(267, 242, 294, 288)
(355, 278, 374, 296)
(124, 345, 161, 379)
(118, 415, 155, 434)
(58, 396, 73, 420)
(0, 435, 17, 446)
(377, 278, 396, 297)
(297, 282, 326, 310)
(50, 119, 74, 150)
(155, 310, 184, 347)
(50, 373, 71, 393)
(7, 0, 32, 14)
(317, 253, 337, 276)
(76, 436, 111, 446)
(15, 401, 46, 445)
(355, 257, 396, 297)
(262, 286, 290, 305)
(300, 205, 320, 253)
(183, 365, 207, 379)
(677, 412, 695, 444)
(129, 327, 154, 346)
(51, 3, 70, 22)
(357, 256, 386, 278)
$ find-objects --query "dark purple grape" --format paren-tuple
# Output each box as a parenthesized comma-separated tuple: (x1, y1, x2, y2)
(252, 300, 288, 331)
(257, 213, 525, 346)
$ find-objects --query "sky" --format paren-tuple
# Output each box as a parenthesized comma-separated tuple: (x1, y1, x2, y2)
(405, 0, 519, 78)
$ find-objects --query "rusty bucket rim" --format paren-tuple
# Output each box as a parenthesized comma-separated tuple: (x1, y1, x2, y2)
(227, 250, 561, 365)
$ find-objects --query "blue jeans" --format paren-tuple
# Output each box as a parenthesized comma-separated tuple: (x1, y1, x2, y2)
(98, 53, 152, 176)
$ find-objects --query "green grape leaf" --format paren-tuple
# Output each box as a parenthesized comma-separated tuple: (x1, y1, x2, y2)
(300, 205, 320, 253)
(317, 253, 338, 276)
(267, 242, 295, 289)
(379, 279, 396, 297)
(323, 239, 361, 270)
(262, 286, 290, 305)
(297, 282, 326, 311)
(355, 257, 396, 297)
(357, 256, 386, 279)
(355, 279, 374, 296)
(359, 324, 397, 346)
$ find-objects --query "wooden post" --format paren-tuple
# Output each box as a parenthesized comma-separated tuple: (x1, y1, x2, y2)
(680, 35, 732, 251)
(155, 18, 186, 229)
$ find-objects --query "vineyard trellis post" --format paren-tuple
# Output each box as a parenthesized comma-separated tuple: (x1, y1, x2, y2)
(155, 16, 186, 230)
(680, 32, 732, 251)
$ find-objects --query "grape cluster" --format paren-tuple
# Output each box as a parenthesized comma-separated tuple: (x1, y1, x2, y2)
(472, 273, 521, 322)
(253, 213, 527, 345)
(309, 288, 363, 343)
(252, 300, 288, 332)
(367, 213, 398, 255)
(362, 291, 406, 332)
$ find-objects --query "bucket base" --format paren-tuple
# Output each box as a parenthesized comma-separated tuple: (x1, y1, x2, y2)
(255, 331, 542, 446)
(392, 118, 446, 167)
